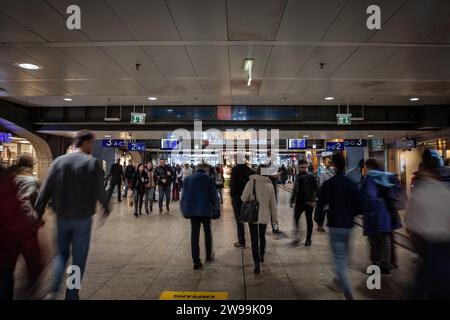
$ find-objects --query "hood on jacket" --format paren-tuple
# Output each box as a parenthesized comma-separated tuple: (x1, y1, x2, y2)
(249, 174, 272, 184)
(367, 170, 395, 187)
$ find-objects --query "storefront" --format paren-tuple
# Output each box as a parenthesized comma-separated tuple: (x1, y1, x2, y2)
(0, 132, 37, 173)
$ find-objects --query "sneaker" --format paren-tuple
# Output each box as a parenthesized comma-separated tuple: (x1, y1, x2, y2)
(193, 262, 203, 270)
(317, 226, 326, 232)
(44, 292, 57, 300)
(133, 212, 138, 217)
(325, 278, 342, 293)
(234, 242, 245, 248)
(305, 239, 312, 247)
(254, 266, 260, 275)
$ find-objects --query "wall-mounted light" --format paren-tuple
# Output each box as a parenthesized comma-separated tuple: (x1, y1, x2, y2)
(244, 58, 254, 87)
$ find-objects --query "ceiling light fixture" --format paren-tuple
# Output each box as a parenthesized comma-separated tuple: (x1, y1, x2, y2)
(15, 62, 42, 70)
(148, 96, 157, 101)
(410, 97, 419, 101)
(244, 58, 254, 87)
(303, 135, 309, 138)
(368, 134, 374, 138)
(324, 96, 334, 101)
(63, 97, 73, 102)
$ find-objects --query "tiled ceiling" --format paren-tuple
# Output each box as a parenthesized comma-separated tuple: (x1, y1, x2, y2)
(0, 0, 448, 107)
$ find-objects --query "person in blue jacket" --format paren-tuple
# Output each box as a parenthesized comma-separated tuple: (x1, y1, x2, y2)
(181, 163, 220, 270)
(360, 158, 403, 274)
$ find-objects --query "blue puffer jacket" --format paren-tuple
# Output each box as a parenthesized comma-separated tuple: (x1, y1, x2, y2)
(360, 171, 402, 236)
(181, 171, 219, 218)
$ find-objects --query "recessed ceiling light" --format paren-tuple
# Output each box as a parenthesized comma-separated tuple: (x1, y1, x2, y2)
(410, 97, 419, 101)
(15, 62, 42, 70)
(303, 135, 309, 138)
(63, 98, 73, 102)
(104, 135, 111, 138)
(324, 96, 334, 101)
(148, 96, 158, 101)
(167, 109, 173, 112)
(368, 134, 374, 138)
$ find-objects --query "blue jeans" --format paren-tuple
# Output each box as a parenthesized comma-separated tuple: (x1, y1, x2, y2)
(51, 217, 92, 300)
(329, 227, 354, 300)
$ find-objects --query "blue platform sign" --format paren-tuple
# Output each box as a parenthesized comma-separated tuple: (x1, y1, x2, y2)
(102, 139, 125, 148)
(287, 139, 307, 149)
(344, 139, 366, 147)
(161, 139, 178, 150)
(0, 132, 12, 143)
(128, 142, 146, 151)
(326, 142, 345, 151)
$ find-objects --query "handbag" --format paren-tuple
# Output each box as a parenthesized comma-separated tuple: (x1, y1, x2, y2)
(239, 180, 259, 223)
(212, 206, 221, 220)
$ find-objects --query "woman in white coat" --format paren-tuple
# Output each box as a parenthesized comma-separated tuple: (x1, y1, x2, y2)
(241, 165, 278, 274)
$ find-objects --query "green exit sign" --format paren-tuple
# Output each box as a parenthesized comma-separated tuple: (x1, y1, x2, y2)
(337, 113, 352, 125)
(131, 112, 146, 124)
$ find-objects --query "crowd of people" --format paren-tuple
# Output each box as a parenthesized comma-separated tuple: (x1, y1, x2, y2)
(1, 129, 449, 301)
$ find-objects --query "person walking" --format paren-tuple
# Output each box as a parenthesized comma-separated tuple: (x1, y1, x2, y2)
(0, 162, 43, 300)
(154, 159, 175, 214)
(214, 166, 225, 204)
(317, 159, 335, 232)
(278, 164, 288, 185)
(290, 159, 318, 246)
(179, 163, 193, 192)
(131, 164, 149, 217)
(144, 162, 156, 214)
(181, 163, 219, 270)
(34, 130, 110, 300)
(107, 158, 124, 202)
(360, 158, 403, 274)
(241, 165, 278, 274)
(315, 153, 362, 300)
(230, 161, 254, 248)
(405, 149, 450, 299)
(123, 160, 135, 198)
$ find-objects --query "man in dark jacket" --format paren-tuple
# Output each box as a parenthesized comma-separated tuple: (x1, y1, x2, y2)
(154, 159, 175, 214)
(230, 162, 254, 248)
(123, 160, 135, 198)
(181, 163, 219, 270)
(315, 153, 362, 300)
(290, 159, 318, 246)
(107, 158, 124, 202)
(34, 130, 110, 300)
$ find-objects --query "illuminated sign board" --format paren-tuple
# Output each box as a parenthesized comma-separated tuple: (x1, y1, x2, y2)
(0, 132, 13, 143)
(344, 139, 366, 147)
(287, 139, 307, 149)
(130, 112, 146, 124)
(397, 139, 416, 150)
(128, 142, 146, 151)
(337, 113, 352, 125)
(102, 139, 125, 148)
(161, 139, 178, 150)
(326, 142, 345, 151)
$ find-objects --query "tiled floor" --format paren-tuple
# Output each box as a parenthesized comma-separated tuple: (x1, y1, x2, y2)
(14, 188, 417, 300)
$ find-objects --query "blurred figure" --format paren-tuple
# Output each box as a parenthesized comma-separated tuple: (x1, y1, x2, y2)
(35, 130, 110, 300)
(278, 164, 288, 185)
(107, 158, 124, 202)
(315, 153, 362, 300)
(241, 165, 278, 274)
(360, 159, 404, 274)
(290, 159, 318, 247)
(181, 163, 219, 270)
(0, 162, 43, 300)
(317, 159, 335, 232)
(172, 164, 181, 201)
(230, 161, 254, 248)
(405, 149, 450, 299)
(154, 159, 174, 214)
(178, 163, 193, 192)
(287, 165, 294, 183)
(123, 160, 135, 198)
(144, 162, 156, 214)
(214, 166, 224, 204)
(132, 164, 149, 217)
